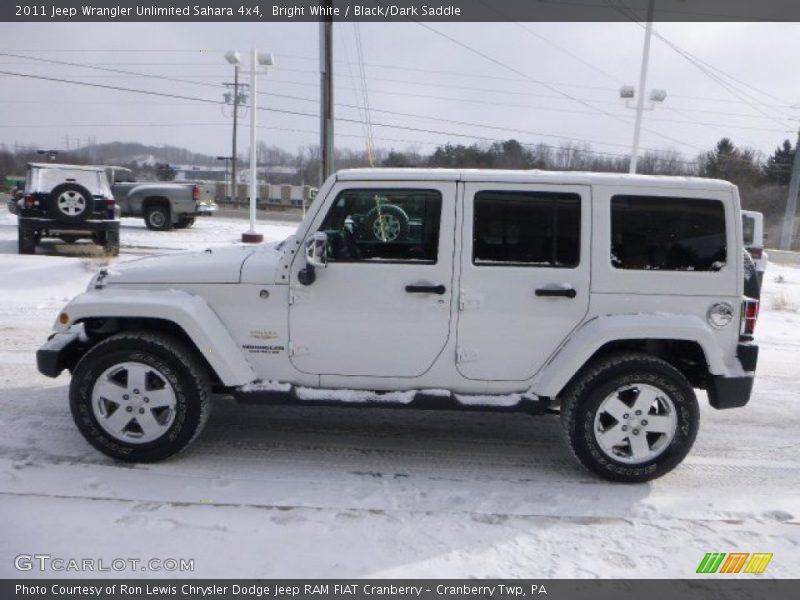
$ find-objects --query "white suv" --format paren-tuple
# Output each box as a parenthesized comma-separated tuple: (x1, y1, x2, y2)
(36, 169, 759, 482)
(741, 209, 768, 289)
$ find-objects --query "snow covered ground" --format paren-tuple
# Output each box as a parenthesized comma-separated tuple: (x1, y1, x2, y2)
(0, 206, 798, 579)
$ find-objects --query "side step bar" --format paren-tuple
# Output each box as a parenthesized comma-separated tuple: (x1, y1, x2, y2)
(231, 386, 551, 416)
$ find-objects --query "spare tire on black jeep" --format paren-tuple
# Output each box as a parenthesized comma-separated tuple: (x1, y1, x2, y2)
(48, 182, 94, 223)
(364, 204, 409, 242)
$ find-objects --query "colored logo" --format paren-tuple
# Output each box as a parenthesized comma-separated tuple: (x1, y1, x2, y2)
(696, 552, 773, 574)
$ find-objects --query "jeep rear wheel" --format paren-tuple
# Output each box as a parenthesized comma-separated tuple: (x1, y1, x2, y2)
(144, 204, 172, 231)
(70, 331, 211, 462)
(560, 352, 699, 483)
(102, 229, 120, 256)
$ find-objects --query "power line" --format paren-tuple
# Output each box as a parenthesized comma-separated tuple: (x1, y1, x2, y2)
(6, 50, 793, 122)
(1, 61, 701, 157)
(608, 1, 795, 128)
(0, 68, 702, 166)
(404, 18, 705, 152)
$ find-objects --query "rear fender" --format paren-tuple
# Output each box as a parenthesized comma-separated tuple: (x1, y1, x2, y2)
(528, 313, 737, 398)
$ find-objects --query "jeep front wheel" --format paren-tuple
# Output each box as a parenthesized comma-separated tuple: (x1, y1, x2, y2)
(560, 352, 699, 483)
(144, 204, 172, 231)
(70, 331, 211, 462)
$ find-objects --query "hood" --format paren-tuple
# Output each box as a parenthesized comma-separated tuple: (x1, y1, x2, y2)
(105, 245, 256, 285)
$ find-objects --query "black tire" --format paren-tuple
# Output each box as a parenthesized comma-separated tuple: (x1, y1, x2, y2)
(174, 216, 195, 229)
(560, 352, 699, 483)
(70, 331, 211, 462)
(48, 183, 94, 223)
(144, 204, 172, 231)
(102, 229, 120, 256)
(17, 226, 37, 254)
(364, 204, 409, 242)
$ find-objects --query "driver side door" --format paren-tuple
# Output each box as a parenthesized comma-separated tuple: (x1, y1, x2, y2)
(288, 181, 456, 378)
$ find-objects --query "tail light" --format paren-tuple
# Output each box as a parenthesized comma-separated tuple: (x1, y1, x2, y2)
(192, 185, 201, 202)
(105, 197, 116, 210)
(23, 194, 37, 208)
(748, 247, 763, 260)
(742, 298, 759, 335)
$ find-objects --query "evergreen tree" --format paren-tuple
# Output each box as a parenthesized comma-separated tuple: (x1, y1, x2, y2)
(763, 138, 794, 185)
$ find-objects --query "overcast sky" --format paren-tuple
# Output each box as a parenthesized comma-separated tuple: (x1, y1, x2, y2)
(1, 21, 799, 164)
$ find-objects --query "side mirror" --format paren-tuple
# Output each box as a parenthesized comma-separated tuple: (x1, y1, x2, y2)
(298, 232, 327, 286)
(306, 231, 328, 269)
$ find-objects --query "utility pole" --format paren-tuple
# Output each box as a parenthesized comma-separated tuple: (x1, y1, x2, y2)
(223, 67, 247, 203)
(319, 2, 334, 184)
(629, 0, 655, 174)
(780, 129, 800, 250)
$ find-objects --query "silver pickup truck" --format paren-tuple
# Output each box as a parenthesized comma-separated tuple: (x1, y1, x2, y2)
(105, 166, 217, 231)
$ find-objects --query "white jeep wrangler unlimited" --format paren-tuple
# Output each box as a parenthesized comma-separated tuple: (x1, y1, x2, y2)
(37, 169, 759, 482)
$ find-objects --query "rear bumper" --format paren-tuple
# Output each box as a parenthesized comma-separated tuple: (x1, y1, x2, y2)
(19, 216, 120, 233)
(36, 330, 81, 378)
(707, 342, 758, 409)
(190, 204, 218, 216)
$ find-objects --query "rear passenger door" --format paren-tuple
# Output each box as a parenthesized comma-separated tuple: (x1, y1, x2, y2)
(455, 183, 591, 381)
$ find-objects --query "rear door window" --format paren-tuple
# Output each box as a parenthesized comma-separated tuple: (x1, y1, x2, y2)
(611, 195, 727, 271)
(473, 190, 581, 267)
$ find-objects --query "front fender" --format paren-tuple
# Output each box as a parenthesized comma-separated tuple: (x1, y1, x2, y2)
(528, 313, 739, 398)
(54, 289, 257, 386)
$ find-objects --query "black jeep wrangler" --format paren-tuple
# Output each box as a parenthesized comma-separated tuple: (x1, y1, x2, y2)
(17, 163, 120, 256)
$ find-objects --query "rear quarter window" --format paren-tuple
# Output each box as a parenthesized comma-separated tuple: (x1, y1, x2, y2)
(611, 195, 727, 272)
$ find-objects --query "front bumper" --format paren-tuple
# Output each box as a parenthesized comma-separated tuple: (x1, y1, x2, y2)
(707, 342, 759, 409)
(36, 330, 81, 378)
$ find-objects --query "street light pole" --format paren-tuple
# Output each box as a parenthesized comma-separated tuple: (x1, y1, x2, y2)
(231, 64, 239, 203)
(226, 48, 274, 244)
(629, 0, 655, 175)
(243, 47, 262, 243)
(37, 149, 59, 161)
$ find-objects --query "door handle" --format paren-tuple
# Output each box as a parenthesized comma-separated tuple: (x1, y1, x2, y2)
(405, 284, 446, 295)
(535, 287, 577, 298)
